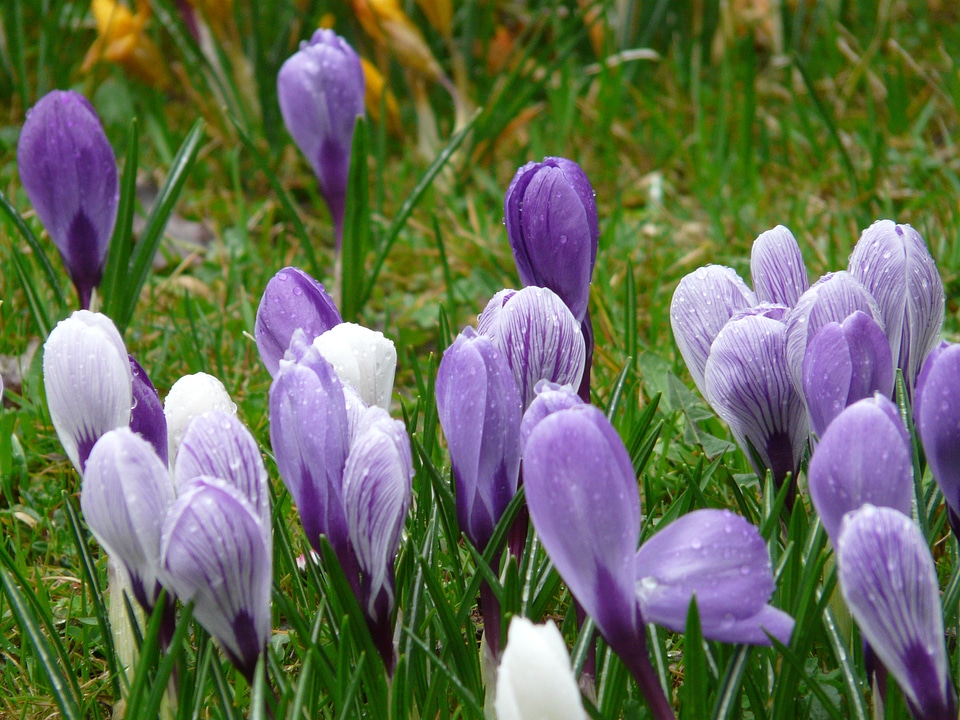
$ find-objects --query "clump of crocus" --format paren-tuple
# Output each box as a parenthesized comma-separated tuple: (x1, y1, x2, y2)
(848, 220, 944, 396)
(278, 29, 365, 249)
(837, 505, 957, 720)
(17, 90, 119, 309)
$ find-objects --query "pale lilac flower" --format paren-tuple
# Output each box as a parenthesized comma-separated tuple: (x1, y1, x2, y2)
(519, 380, 583, 453)
(750, 225, 809, 307)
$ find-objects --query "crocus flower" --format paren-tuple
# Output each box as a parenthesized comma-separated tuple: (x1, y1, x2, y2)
(703, 312, 808, 494)
(43, 310, 132, 472)
(504, 158, 599, 324)
(254, 266, 342, 377)
(313, 322, 397, 411)
(495, 617, 588, 720)
(129, 355, 168, 466)
(81, 427, 174, 611)
(914, 341, 960, 533)
(848, 220, 944, 395)
(82, 0, 169, 87)
(801, 311, 894, 438)
(837, 505, 957, 720)
(163, 372, 237, 466)
(277, 29, 364, 248)
(750, 225, 809, 307)
(436, 328, 522, 552)
(160, 476, 272, 682)
(670, 265, 757, 398)
(17, 90, 118, 309)
(477, 287, 585, 409)
(519, 380, 583, 453)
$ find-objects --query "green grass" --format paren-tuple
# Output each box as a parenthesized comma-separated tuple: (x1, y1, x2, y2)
(1, 0, 960, 717)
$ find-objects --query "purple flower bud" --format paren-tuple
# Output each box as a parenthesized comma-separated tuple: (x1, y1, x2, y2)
(704, 313, 808, 491)
(17, 90, 118, 309)
(785, 271, 884, 397)
(801, 311, 894, 438)
(519, 380, 583, 453)
(277, 30, 365, 248)
(849, 220, 945, 394)
(915, 342, 960, 523)
(837, 505, 957, 720)
(634, 509, 793, 646)
(255, 267, 342, 377)
(750, 225, 809, 307)
(504, 157, 599, 323)
(807, 395, 912, 543)
(129, 355, 168, 466)
(670, 265, 757, 398)
(477, 287, 585, 409)
(82, 428, 174, 611)
(436, 328, 522, 551)
(161, 477, 272, 682)
(43, 310, 132, 472)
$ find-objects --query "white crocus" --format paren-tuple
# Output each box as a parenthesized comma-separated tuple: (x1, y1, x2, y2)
(496, 617, 587, 720)
(43, 310, 132, 472)
(313, 322, 397, 410)
(163, 372, 237, 465)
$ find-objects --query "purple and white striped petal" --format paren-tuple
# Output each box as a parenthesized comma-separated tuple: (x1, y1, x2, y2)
(801, 311, 894, 438)
(670, 265, 757, 397)
(313, 322, 397, 410)
(634, 509, 792, 646)
(164, 372, 237, 466)
(703, 314, 808, 488)
(785, 271, 884, 397)
(807, 395, 912, 543)
(477, 286, 585, 409)
(82, 428, 174, 610)
(160, 477, 272, 682)
(523, 404, 640, 648)
(129, 356, 168, 466)
(837, 505, 957, 720)
(914, 342, 960, 518)
(43, 310, 132, 473)
(519, 380, 583, 453)
(436, 328, 521, 551)
(255, 266, 342, 377)
(750, 225, 809, 308)
(174, 410, 270, 530)
(848, 220, 944, 394)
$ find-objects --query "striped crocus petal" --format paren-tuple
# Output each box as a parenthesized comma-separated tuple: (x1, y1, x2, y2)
(313, 322, 397, 411)
(838, 505, 957, 720)
(704, 313, 808, 489)
(436, 328, 521, 551)
(785, 271, 884, 397)
(670, 265, 757, 398)
(750, 225, 809, 308)
(43, 310, 132, 473)
(634, 509, 793, 646)
(848, 220, 945, 394)
(129, 355, 168, 466)
(801, 311, 894, 438)
(164, 372, 237, 467)
(160, 477, 272, 683)
(254, 266, 342, 377)
(807, 395, 912, 543)
(477, 286, 585, 409)
(269, 333, 350, 558)
(914, 342, 960, 521)
(523, 404, 641, 651)
(81, 428, 174, 611)
(519, 380, 583, 453)
(174, 410, 270, 531)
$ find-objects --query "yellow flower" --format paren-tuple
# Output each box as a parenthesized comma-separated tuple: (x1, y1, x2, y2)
(82, 0, 168, 87)
(360, 57, 402, 136)
(351, 0, 444, 81)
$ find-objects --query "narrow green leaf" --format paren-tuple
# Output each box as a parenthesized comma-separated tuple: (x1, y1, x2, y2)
(0, 187, 66, 306)
(101, 118, 139, 319)
(9, 247, 52, 337)
(681, 599, 708, 719)
(340, 117, 370, 322)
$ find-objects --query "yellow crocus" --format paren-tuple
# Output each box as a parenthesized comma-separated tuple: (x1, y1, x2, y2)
(82, 0, 169, 87)
(361, 57, 402, 136)
(351, 0, 444, 81)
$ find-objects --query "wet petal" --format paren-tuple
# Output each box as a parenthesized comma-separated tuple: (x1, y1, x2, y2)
(164, 372, 237, 466)
(914, 342, 960, 516)
(313, 322, 397, 410)
(750, 225, 809, 307)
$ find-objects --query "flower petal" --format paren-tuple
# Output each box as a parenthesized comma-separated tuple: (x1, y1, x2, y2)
(750, 225, 809, 307)
(163, 372, 237, 466)
(129, 355, 168, 466)
(914, 342, 960, 517)
(313, 322, 397, 410)
(519, 380, 583, 453)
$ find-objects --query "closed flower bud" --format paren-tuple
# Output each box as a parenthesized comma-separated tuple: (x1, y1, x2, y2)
(750, 225, 809, 307)
(17, 90, 118, 309)
(163, 372, 237, 466)
(313, 322, 397, 411)
(519, 380, 583, 453)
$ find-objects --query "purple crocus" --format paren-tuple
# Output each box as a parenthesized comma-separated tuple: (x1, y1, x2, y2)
(915, 341, 960, 534)
(801, 311, 894, 438)
(848, 220, 944, 395)
(670, 265, 757, 398)
(129, 355, 168, 466)
(477, 287, 585, 409)
(436, 328, 522, 552)
(806, 395, 913, 543)
(277, 30, 365, 248)
(504, 157, 598, 325)
(519, 380, 583, 452)
(255, 266, 342, 377)
(837, 505, 957, 720)
(750, 225, 809, 307)
(17, 90, 118, 309)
